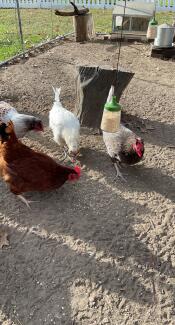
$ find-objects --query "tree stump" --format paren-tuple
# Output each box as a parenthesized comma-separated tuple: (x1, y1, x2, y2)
(75, 65, 134, 129)
(73, 13, 95, 42)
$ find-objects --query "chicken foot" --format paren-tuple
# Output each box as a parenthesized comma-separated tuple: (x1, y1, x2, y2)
(59, 147, 68, 161)
(17, 194, 37, 209)
(58, 146, 79, 164)
(113, 162, 126, 182)
(60, 147, 79, 164)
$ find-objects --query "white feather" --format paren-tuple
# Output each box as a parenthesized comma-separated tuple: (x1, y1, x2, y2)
(49, 87, 80, 154)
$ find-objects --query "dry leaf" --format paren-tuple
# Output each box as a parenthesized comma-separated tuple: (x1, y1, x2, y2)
(0, 228, 9, 249)
(167, 145, 175, 149)
(138, 124, 155, 133)
(139, 127, 147, 133)
(145, 125, 155, 131)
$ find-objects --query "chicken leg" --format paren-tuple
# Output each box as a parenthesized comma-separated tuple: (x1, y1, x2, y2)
(17, 195, 37, 209)
(60, 146, 78, 164)
(59, 146, 68, 161)
(113, 162, 126, 182)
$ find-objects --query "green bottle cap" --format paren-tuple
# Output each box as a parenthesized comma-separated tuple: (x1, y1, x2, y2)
(149, 17, 158, 26)
(104, 96, 121, 112)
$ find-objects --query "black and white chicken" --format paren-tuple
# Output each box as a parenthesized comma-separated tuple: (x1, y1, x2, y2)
(102, 86, 144, 180)
(0, 101, 43, 138)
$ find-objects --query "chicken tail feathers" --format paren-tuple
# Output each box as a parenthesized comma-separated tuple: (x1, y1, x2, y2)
(52, 86, 61, 103)
(106, 85, 114, 103)
(68, 165, 81, 182)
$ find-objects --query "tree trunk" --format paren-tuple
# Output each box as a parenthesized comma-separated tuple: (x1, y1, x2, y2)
(75, 65, 134, 129)
(73, 13, 94, 42)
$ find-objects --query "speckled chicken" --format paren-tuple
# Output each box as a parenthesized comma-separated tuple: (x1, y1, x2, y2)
(102, 87, 144, 180)
(0, 101, 43, 138)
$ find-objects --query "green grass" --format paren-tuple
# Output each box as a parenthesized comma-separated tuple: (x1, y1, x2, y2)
(0, 8, 73, 61)
(0, 8, 174, 62)
(156, 11, 174, 24)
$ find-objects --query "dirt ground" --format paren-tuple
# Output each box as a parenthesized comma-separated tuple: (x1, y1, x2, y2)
(0, 37, 175, 325)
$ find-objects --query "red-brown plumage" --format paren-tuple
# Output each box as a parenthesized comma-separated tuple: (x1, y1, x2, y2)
(0, 121, 81, 196)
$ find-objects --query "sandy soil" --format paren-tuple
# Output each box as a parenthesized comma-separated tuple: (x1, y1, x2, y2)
(0, 37, 175, 325)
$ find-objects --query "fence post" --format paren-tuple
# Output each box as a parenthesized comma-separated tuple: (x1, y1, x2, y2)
(16, 0, 25, 56)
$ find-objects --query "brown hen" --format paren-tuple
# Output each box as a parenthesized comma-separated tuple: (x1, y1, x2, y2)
(0, 121, 81, 208)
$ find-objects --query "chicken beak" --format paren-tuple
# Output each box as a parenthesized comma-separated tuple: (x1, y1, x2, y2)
(71, 155, 77, 164)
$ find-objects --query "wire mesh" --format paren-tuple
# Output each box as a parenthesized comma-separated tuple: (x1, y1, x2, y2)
(0, 6, 73, 63)
(0, 3, 174, 64)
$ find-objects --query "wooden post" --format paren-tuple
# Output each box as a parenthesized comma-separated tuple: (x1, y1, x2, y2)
(75, 65, 134, 129)
(73, 13, 95, 42)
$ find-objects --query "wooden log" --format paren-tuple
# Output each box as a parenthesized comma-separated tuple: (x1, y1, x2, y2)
(75, 65, 134, 129)
(55, 7, 89, 17)
(55, 1, 89, 17)
(73, 13, 95, 42)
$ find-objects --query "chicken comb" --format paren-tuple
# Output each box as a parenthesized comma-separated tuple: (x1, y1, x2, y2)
(74, 165, 81, 177)
(68, 165, 81, 182)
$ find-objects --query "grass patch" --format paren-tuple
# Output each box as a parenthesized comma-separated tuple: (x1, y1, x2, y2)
(0, 8, 174, 62)
(0, 8, 73, 61)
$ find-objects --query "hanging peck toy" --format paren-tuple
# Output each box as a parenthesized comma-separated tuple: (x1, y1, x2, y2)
(101, 86, 121, 133)
(146, 17, 158, 40)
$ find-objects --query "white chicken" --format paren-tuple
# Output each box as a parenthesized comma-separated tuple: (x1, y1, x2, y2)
(0, 101, 43, 138)
(49, 87, 80, 161)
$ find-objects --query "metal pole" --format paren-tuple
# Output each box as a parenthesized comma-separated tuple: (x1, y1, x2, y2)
(16, 0, 25, 57)
(51, 0, 54, 39)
